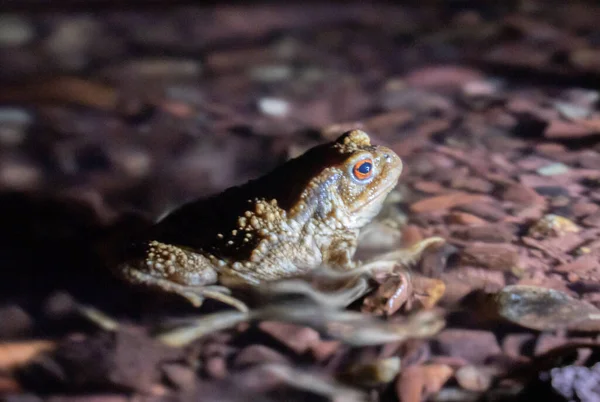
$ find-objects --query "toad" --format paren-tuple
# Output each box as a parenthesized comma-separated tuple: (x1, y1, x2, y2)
(114, 130, 439, 311)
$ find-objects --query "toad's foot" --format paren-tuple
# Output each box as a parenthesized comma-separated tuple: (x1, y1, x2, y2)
(259, 276, 371, 308)
(365, 235, 446, 268)
(122, 268, 249, 312)
(317, 236, 446, 279)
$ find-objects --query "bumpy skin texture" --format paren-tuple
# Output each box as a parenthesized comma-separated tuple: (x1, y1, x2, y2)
(115, 130, 403, 309)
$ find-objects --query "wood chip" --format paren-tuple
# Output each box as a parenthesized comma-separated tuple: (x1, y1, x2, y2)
(460, 243, 520, 272)
(409, 192, 492, 213)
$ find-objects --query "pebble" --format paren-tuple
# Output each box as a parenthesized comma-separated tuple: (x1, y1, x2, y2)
(249, 64, 292, 82)
(528, 214, 580, 237)
(433, 329, 501, 365)
(43, 17, 101, 70)
(0, 107, 32, 147)
(455, 365, 493, 392)
(0, 107, 33, 125)
(258, 97, 290, 117)
(537, 162, 570, 176)
(259, 321, 320, 354)
(0, 156, 42, 190)
(0, 14, 34, 46)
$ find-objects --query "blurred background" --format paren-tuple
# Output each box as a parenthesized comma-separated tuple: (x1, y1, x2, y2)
(1, 0, 598, 219)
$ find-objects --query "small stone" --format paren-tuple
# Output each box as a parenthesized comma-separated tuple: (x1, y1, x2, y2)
(446, 212, 488, 226)
(0, 14, 34, 46)
(0, 156, 42, 190)
(0, 108, 33, 125)
(43, 291, 77, 319)
(258, 97, 290, 117)
(534, 333, 567, 356)
(310, 340, 341, 361)
(409, 192, 491, 213)
(549, 362, 600, 402)
(249, 64, 292, 82)
(502, 333, 536, 358)
(0, 305, 33, 337)
(259, 321, 320, 354)
(100, 58, 202, 82)
(451, 224, 515, 243)
(109, 147, 152, 178)
(501, 183, 545, 205)
(455, 365, 494, 392)
(404, 65, 483, 89)
(455, 201, 506, 222)
(537, 162, 571, 176)
(338, 357, 401, 387)
(460, 243, 520, 272)
(494, 285, 600, 331)
(44, 17, 101, 70)
(544, 120, 597, 139)
(434, 329, 501, 365)
(396, 364, 454, 402)
(528, 214, 580, 237)
(234, 345, 289, 368)
(554, 101, 592, 120)
(162, 363, 196, 390)
(554, 255, 597, 274)
(205, 356, 227, 379)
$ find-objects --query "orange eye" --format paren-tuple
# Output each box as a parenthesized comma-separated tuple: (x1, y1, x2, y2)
(353, 159, 373, 181)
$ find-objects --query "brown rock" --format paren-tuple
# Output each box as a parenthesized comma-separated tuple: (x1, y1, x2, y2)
(455, 365, 494, 392)
(583, 212, 600, 228)
(310, 340, 341, 362)
(572, 201, 600, 218)
(501, 183, 546, 205)
(404, 65, 483, 89)
(494, 285, 600, 332)
(534, 333, 568, 356)
(0, 305, 32, 338)
(450, 176, 494, 193)
(456, 201, 506, 222)
(412, 180, 448, 194)
(396, 364, 453, 402)
(460, 243, 520, 272)
(410, 192, 491, 213)
(502, 333, 536, 358)
(545, 119, 598, 139)
(447, 212, 488, 226)
(162, 363, 196, 390)
(451, 224, 516, 243)
(205, 356, 228, 379)
(234, 345, 289, 368)
(440, 266, 505, 304)
(433, 329, 501, 364)
(259, 322, 320, 354)
(554, 255, 597, 274)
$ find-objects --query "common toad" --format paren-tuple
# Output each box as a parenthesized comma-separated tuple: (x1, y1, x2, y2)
(115, 130, 410, 311)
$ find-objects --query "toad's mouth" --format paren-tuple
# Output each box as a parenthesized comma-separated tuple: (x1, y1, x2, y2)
(350, 179, 398, 213)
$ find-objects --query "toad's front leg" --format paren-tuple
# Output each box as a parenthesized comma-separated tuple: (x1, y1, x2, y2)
(117, 241, 249, 312)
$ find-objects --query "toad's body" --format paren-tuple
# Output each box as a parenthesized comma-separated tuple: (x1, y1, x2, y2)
(116, 130, 403, 309)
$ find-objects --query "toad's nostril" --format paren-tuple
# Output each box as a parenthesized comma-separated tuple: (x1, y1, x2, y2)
(384, 154, 391, 162)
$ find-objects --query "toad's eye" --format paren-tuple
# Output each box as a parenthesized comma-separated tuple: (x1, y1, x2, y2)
(352, 159, 373, 181)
